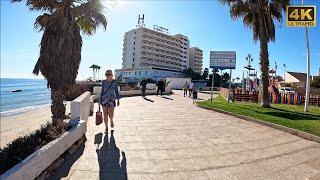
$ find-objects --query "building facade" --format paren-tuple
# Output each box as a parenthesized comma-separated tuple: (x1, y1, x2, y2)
(115, 27, 190, 82)
(284, 71, 315, 88)
(189, 47, 203, 73)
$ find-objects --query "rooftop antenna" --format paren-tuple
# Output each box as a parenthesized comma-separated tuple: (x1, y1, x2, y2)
(137, 14, 145, 27)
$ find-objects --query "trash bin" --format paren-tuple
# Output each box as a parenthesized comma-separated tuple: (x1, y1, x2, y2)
(193, 91, 198, 99)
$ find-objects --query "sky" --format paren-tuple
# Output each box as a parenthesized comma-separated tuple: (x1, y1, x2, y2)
(1, 0, 319, 80)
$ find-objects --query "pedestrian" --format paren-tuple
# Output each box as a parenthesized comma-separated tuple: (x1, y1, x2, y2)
(100, 70, 120, 133)
(140, 77, 148, 98)
(157, 79, 165, 96)
(183, 81, 189, 97)
(188, 81, 194, 98)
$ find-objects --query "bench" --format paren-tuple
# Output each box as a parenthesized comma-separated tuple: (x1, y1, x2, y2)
(232, 91, 258, 103)
(299, 97, 320, 107)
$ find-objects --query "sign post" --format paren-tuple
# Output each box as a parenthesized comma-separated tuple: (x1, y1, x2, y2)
(210, 51, 236, 102)
(211, 71, 214, 102)
(286, 4, 316, 112)
(228, 69, 232, 103)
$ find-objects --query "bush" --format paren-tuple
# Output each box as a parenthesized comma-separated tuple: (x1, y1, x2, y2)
(0, 122, 69, 174)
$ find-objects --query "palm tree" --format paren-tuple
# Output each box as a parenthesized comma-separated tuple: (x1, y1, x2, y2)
(219, 0, 289, 107)
(11, 0, 107, 125)
(89, 64, 101, 81)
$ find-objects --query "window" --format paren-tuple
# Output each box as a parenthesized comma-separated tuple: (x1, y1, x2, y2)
(134, 42, 135, 44)
(146, 71, 147, 75)
(135, 31, 136, 34)
(135, 71, 137, 75)
(134, 37, 136, 39)
(139, 71, 141, 75)
(133, 53, 135, 55)
(133, 58, 135, 61)
(133, 47, 135, 50)
(132, 64, 134, 67)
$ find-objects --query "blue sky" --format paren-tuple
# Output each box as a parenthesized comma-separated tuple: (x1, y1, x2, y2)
(1, 0, 319, 80)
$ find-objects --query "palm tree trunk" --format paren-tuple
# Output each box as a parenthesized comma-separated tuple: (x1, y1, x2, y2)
(51, 88, 66, 124)
(259, 18, 270, 108)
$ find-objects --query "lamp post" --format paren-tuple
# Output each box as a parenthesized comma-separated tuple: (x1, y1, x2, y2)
(245, 54, 254, 91)
(302, 0, 311, 112)
(283, 64, 286, 87)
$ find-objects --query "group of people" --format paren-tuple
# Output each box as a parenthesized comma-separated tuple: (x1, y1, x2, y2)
(98, 72, 169, 132)
(140, 78, 165, 98)
(183, 81, 194, 97)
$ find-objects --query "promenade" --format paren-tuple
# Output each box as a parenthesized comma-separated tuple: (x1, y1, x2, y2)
(48, 91, 319, 179)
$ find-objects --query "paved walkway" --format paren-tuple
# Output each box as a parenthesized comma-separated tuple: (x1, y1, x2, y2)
(50, 90, 320, 180)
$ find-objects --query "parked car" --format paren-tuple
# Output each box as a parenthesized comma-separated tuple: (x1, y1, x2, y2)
(279, 87, 295, 94)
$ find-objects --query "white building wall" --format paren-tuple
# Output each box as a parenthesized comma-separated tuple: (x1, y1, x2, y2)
(285, 72, 299, 83)
(119, 26, 191, 82)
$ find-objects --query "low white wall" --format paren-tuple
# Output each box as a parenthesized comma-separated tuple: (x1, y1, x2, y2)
(146, 83, 156, 90)
(166, 77, 192, 90)
(71, 92, 91, 121)
(0, 120, 87, 180)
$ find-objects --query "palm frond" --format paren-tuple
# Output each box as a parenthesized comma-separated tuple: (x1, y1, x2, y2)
(34, 13, 51, 31)
(11, 0, 61, 12)
(73, 0, 107, 35)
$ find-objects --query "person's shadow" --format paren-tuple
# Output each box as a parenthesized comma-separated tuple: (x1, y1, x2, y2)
(96, 130, 127, 180)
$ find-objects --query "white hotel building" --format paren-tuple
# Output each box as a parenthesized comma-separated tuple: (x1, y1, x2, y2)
(115, 26, 202, 82)
(189, 47, 203, 73)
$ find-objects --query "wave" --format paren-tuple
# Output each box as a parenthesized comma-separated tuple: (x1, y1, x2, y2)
(0, 104, 51, 118)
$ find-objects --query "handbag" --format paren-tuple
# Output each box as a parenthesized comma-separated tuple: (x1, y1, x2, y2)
(95, 104, 103, 125)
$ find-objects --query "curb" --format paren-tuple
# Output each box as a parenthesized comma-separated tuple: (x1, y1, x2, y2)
(196, 104, 320, 144)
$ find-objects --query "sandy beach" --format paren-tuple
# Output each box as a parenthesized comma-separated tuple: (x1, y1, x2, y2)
(0, 103, 70, 148)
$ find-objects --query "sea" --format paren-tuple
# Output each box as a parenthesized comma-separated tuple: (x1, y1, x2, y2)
(0, 78, 51, 118)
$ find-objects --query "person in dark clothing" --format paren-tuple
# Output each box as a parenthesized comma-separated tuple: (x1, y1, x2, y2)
(140, 77, 148, 98)
(157, 79, 165, 96)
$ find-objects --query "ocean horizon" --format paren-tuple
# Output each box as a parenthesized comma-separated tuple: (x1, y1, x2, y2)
(0, 78, 51, 118)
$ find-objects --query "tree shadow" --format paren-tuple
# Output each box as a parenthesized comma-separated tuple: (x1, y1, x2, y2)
(48, 144, 85, 180)
(143, 97, 154, 102)
(267, 107, 320, 121)
(221, 102, 320, 121)
(97, 130, 127, 180)
(263, 111, 320, 121)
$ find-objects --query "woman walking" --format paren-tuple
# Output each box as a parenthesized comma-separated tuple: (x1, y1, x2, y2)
(100, 70, 120, 132)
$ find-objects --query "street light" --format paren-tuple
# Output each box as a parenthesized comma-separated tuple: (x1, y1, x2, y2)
(283, 64, 286, 87)
(302, 0, 311, 112)
(245, 54, 254, 91)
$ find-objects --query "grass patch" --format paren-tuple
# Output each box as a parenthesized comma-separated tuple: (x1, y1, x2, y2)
(0, 122, 70, 174)
(198, 95, 320, 137)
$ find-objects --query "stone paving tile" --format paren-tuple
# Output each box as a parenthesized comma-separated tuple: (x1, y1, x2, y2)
(179, 171, 210, 180)
(50, 90, 320, 180)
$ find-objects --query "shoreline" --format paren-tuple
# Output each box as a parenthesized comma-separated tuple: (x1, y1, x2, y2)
(0, 103, 51, 118)
(0, 102, 71, 148)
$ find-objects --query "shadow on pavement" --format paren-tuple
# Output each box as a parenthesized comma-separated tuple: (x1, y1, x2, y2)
(48, 144, 85, 180)
(97, 130, 127, 180)
(161, 96, 173, 100)
(94, 133, 103, 149)
(144, 97, 154, 102)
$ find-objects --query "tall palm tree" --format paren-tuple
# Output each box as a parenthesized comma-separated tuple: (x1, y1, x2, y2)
(219, 0, 289, 107)
(11, 0, 107, 124)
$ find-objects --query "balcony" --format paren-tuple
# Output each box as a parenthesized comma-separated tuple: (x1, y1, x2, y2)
(141, 44, 181, 59)
(142, 36, 180, 53)
(142, 30, 180, 46)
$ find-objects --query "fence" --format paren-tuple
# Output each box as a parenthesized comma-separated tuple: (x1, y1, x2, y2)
(232, 89, 320, 106)
(220, 88, 230, 99)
